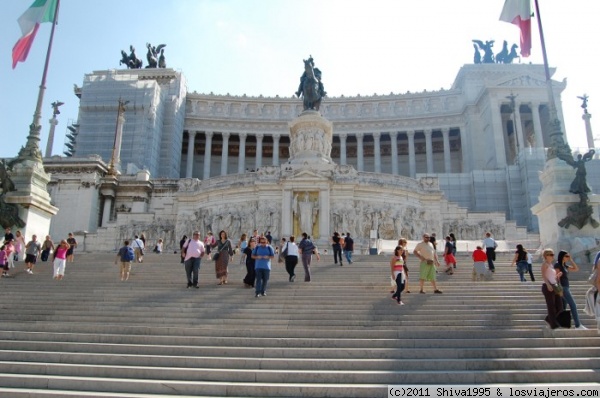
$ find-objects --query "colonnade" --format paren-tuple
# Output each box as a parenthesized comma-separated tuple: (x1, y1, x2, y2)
(184, 128, 462, 179)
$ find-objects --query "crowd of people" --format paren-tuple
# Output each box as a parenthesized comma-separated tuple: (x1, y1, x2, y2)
(1, 227, 77, 280)
(3, 225, 600, 332)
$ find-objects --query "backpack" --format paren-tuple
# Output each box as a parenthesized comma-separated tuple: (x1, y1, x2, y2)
(124, 247, 135, 262)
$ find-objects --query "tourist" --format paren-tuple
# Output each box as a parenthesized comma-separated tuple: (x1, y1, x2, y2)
(343, 233, 354, 264)
(243, 238, 256, 287)
(153, 238, 163, 254)
(0, 244, 9, 278)
(14, 230, 25, 262)
(4, 240, 15, 270)
(584, 251, 600, 332)
(482, 232, 497, 272)
(554, 251, 586, 329)
(41, 235, 54, 262)
(298, 232, 316, 282)
(449, 232, 457, 268)
(4, 227, 14, 244)
(390, 245, 406, 305)
(66, 232, 77, 263)
(283, 235, 299, 282)
(251, 236, 274, 297)
(398, 238, 410, 293)
(526, 251, 536, 282)
(265, 231, 273, 245)
(182, 231, 205, 288)
(472, 246, 488, 281)
(132, 235, 145, 263)
(53, 239, 70, 280)
(204, 232, 215, 256)
(429, 233, 438, 251)
(140, 233, 146, 249)
(24, 234, 42, 274)
(511, 244, 529, 282)
(443, 236, 456, 275)
(331, 231, 343, 266)
(541, 248, 563, 329)
(179, 235, 188, 263)
(212, 230, 233, 285)
(238, 233, 248, 264)
(114, 239, 134, 281)
(413, 233, 442, 294)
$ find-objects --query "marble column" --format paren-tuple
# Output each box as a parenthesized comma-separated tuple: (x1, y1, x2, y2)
(424, 129, 433, 174)
(442, 128, 451, 173)
(583, 112, 594, 149)
(255, 134, 264, 169)
(220, 132, 230, 176)
(373, 132, 381, 173)
(458, 126, 470, 173)
(356, 133, 364, 171)
(203, 131, 213, 180)
(339, 133, 347, 165)
(318, 189, 330, 241)
(45, 117, 58, 158)
(390, 131, 398, 175)
(238, 133, 247, 173)
(282, 189, 293, 236)
(514, 104, 525, 156)
(186, 130, 196, 178)
(531, 103, 545, 149)
(407, 130, 416, 178)
(272, 135, 280, 166)
(490, 99, 507, 167)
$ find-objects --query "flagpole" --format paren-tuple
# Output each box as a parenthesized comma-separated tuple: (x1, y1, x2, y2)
(533, 0, 570, 159)
(17, 0, 61, 163)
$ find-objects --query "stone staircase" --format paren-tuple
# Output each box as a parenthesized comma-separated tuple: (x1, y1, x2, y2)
(0, 251, 598, 397)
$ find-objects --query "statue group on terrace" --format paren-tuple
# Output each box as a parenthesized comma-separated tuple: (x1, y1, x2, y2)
(119, 43, 167, 69)
(472, 39, 519, 64)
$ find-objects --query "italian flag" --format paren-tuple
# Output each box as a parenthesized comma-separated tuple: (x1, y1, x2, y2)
(499, 0, 532, 57)
(12, 0, 58, 69)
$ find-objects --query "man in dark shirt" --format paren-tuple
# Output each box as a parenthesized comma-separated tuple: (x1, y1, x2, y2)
(265, 231, 273, 245)
(343, 233, 354, 264)
(4, 227, 14, 243)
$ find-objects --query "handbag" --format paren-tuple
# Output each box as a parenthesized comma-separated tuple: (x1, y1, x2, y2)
(213, 252, 220, 262)
(556, 309, 572, 328)
(278, 242, 288, 264)
(552, 283, 564, 297)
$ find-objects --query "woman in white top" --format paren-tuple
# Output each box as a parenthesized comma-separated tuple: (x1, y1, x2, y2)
(283, 235, 300, 282)
(541, 248, 563, 329)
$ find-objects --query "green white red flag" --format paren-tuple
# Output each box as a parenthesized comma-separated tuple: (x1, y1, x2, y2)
(499, 0, 532, 57)
(12, 0, 58, 69)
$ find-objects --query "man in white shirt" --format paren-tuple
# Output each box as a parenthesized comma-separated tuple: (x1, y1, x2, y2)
(182, 231, 205, 289)
(133, 235, 145, 263)
(413, 233, 443, 294)
(482, 232, 498, 272)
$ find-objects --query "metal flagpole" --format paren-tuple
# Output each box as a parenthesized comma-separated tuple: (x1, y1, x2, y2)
(17, 0, 61, 163)
(533, 0, 571, 160)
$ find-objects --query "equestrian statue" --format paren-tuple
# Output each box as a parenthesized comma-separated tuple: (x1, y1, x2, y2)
(295, 56, 327, 111)
(119, 45, 143, 69)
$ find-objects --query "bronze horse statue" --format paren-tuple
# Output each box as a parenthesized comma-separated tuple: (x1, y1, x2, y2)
(296, 58, 324, 111)
(119, 46, 142, 69)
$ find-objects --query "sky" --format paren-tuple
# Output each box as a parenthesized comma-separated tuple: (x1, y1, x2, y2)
(1, 0, 598, 159)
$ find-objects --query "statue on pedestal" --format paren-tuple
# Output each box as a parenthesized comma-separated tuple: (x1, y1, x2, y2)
(0, 160, 26, 228)
(295, 56, 326, 111)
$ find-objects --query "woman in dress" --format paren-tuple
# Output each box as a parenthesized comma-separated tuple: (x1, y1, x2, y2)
(397, 238, 410, 293)
(554, 251, 586, 329)
(242, 238, 256, 287)
(443, 236, 456, 275)
(541, 248, 563, 329)
(14, 230, 26, 262)
(213, 230, 233, 285)
(449, 232, 457, 269)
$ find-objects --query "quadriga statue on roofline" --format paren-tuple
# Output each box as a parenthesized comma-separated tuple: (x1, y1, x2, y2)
(119, 45, 143, 69)
(146, 43, 167, 68)
(295, 55, 326, 111)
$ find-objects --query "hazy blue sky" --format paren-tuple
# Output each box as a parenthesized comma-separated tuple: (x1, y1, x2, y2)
(1, 0, 598, 158)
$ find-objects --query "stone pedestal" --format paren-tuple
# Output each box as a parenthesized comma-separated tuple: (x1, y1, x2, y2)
(287, 110, 333, 165)
(4, 160, 58, 240)
(531, 158, 600, 261)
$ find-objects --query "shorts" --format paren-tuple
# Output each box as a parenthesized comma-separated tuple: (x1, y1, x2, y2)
(25, 254, 37, 264)
(444, 254, 456, 264)
(120, 261, 132, 273)
(419, 260, 436, 282)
